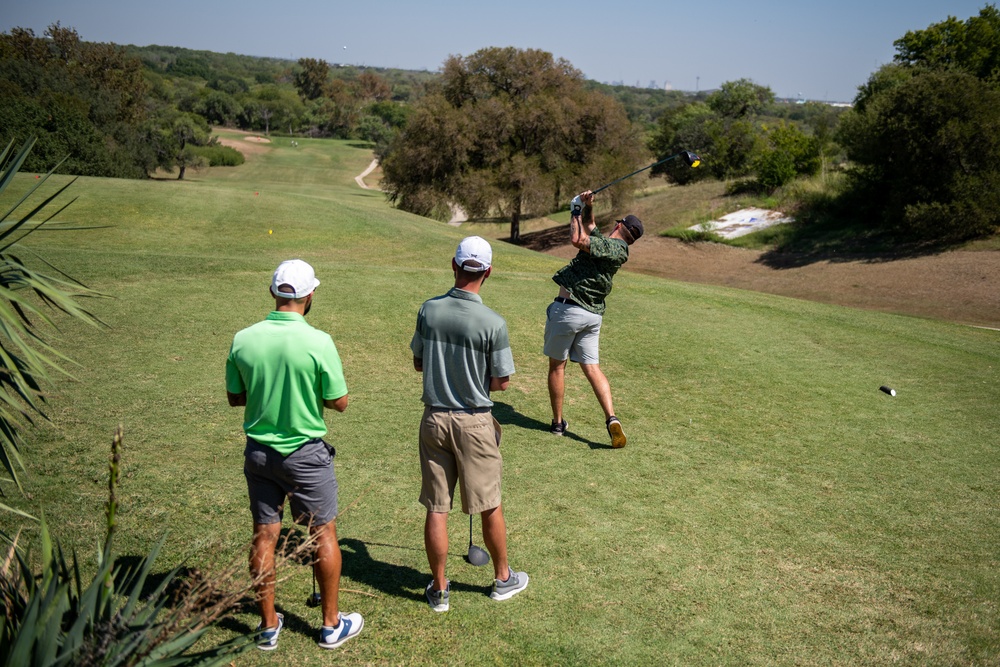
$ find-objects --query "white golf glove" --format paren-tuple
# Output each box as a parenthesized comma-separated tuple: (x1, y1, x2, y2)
(570, 195, 583, 216)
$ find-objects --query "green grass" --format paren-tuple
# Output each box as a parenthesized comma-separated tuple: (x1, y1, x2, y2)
(1, 137, 998, 666)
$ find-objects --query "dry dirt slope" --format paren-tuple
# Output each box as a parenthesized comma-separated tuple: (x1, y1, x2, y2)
(529, 234, 1000, 330)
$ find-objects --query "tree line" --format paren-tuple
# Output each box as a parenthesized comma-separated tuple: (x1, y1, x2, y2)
(3, 6, 999, 243)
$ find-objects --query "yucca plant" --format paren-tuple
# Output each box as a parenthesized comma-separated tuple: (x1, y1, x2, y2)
(0, 139, 292, 665)
(0, 426, 266, 666)
(0, 136, 105, 512)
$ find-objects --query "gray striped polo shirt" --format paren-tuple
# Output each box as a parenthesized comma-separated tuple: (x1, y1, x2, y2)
(410, 287, 515, 409)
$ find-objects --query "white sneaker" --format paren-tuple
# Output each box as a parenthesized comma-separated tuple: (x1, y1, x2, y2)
(318, 611, 364, 649)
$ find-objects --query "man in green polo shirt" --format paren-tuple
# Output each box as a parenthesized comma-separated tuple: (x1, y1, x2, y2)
(543, 190, 644, 448)
(411, 236, 529, 612)
(226, 259, 363, 652)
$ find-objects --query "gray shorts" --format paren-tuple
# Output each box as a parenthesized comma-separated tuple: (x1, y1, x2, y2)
(543, 300, 603, 364)
(244, 437, 338, 526)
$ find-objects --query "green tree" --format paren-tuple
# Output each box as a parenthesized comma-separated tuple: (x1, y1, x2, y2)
(648, 102, 714, 184)
(647, 79, 780, 184)
(893, 4, 1000, 82)
(380, 47, 642, 240)
(838, 68, 1000, 240)
(836, 6, 1000, 242)
(197, 90, 242, 126)
(294, 57, 330, 101)
(356, 71, 392, 102)
(0, 24, 151, 178)
(753, 122, 820, 191)
(707, 78, 775, 118)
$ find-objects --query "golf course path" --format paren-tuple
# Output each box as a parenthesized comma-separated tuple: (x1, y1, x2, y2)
(355, 158, 378, 189)
(355, 159, 468, 225)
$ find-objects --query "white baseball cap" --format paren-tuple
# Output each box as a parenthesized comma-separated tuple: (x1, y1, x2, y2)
(454, 236, 492, 272)
(271, 259, 320, 298)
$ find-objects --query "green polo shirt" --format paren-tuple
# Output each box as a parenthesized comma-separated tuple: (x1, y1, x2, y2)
(410, 287, 515, 410)
(552, 228, 629, 315)
(226, 311, 347, 455)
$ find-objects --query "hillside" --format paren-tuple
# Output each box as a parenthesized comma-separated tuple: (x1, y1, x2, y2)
(526, 233, 1000, 330)
(2, 134, 996, 666)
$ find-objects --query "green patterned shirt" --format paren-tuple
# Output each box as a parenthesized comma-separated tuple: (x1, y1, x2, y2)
(552, 228, 629, 315)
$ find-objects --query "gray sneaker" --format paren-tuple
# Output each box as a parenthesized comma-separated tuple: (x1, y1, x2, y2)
(426, 580, 450, 612)
(490, 567, 529, 601)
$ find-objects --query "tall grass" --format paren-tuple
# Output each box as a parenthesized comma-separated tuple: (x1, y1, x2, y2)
(0, 135, 996, 665)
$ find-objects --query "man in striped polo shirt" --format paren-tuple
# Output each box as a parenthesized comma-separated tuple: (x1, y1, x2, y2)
(411, 236, 529, 612)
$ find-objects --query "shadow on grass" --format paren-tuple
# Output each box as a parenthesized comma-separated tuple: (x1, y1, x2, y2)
(493, 401, 613, 450)
(754, 190, 964, 269)
(340, 538, 491, 600)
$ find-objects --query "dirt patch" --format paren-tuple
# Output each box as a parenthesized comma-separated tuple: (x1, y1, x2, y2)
(215, 136, 272, 157)
(521, 230, 1000, 329)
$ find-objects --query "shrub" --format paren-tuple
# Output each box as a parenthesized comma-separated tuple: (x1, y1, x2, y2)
(0, 426, 280, 666)
(838, 68, 1000, 241)
(188, 143, 245, 167)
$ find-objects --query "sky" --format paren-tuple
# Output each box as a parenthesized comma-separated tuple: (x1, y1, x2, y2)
(1, 0, 990, 103)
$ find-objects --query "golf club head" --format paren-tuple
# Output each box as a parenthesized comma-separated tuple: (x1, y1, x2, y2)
(682, 150, 702, 168)
(306, 592, 322, 607)
(466, 544, 491, 567)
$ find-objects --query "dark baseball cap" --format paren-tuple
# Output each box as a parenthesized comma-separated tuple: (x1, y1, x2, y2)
(617, 214, 644, 242)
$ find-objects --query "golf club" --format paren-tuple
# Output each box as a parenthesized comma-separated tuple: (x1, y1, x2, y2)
(306, 569, 322, 607)
(590, 150, 701, 195)
(466, 515, 490, 566)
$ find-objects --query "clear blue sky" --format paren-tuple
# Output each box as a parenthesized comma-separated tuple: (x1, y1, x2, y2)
(1, 0, 989, 102)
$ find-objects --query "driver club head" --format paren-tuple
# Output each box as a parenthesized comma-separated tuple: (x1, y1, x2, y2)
(465, 514, 490, 566)
(682, 150, 702, 168)
(306, 592, 322, 607)
(466, 543, 491, 567)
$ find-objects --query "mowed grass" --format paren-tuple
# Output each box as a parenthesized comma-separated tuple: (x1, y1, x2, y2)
(1, 135, 998, 666)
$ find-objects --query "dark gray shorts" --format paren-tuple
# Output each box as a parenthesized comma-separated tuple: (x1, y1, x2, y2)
(244, 437, 338, 526)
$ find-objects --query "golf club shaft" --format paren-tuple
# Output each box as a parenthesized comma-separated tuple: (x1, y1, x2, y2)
(469, 514, 474, 545)
(590, 153, 684, 195)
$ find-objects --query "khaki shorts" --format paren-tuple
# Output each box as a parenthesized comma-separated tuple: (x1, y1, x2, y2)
(419, 407, 503, 514)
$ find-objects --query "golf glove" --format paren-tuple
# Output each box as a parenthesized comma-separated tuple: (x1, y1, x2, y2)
(570, 195, 583, 216)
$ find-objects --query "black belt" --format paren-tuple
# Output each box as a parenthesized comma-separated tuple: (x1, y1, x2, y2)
(554, 296, 581, 307)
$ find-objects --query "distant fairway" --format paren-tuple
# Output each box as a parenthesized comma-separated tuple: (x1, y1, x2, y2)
(2, 135, 997, 666)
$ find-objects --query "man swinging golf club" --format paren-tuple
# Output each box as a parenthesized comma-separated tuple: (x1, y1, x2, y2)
(543, 191, 643, 448)
(411, 237, 529, 612)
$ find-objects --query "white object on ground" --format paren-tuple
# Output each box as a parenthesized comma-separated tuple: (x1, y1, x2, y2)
(692, 208, 793, 239)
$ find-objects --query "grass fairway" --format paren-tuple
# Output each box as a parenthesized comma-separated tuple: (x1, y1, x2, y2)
(1, 135, 997, 666)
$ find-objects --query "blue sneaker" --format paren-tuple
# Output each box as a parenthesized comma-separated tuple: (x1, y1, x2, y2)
(255, 613, 283, 651)
(318, 611, 364, 649)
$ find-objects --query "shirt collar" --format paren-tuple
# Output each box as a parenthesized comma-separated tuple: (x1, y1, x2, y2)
(266, 311, 306, 322)
(447, 287, 483, 304)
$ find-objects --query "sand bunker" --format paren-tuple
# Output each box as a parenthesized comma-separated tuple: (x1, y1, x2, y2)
(693, 208, 793, 239)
